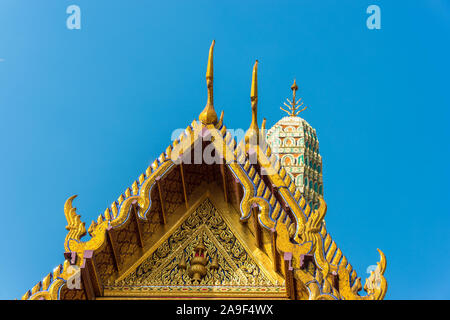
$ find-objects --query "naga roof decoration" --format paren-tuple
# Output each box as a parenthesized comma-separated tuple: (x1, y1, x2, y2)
(22, 41, 387, 300)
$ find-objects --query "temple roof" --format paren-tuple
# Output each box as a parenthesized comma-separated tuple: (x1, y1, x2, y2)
(22, 41, 387, 300)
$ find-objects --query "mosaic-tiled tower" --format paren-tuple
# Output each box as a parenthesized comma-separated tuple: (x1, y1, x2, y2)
(266, 80, 323, 209)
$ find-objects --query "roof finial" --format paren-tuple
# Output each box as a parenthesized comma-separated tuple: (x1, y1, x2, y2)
(280, 79, 307, 116)
(199, 40, 218, 125)
(245, 60, 259, 144)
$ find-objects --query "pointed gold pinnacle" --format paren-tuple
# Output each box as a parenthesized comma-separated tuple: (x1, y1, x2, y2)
(199, 40, 218, 125)
(251, 60, 258, 102)
(280, 79, 308, 116)
(245, 60, 259, 144)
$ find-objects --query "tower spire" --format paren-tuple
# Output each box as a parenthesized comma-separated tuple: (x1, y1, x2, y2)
(245, 60, 259, 144)
(280, 79, 307, 116)
(199, 40, 218, 125)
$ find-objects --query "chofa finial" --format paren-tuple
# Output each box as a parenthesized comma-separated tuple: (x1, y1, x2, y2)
(245, 60, 259, 144)
(251, 60, 258, 102)
(199, 40, 218, 125)
(280, 79, 307, 117)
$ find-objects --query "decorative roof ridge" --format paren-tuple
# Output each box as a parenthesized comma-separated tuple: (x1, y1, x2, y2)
(22, 114, 245, 298)
(22, 263, 67, 300)
(243, 140, 387, 299)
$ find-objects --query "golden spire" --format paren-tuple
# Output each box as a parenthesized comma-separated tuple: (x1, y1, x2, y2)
(251, 60, 258, 101)
(280, 79, 308, 116)
(199, 40, 218, 125)
(245, 60, 259, 144)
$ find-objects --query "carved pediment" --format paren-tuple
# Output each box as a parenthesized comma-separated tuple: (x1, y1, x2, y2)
(105, 198, 284, 297)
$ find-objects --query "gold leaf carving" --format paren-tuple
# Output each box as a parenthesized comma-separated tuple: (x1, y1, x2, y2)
(111, 199, 278, 291)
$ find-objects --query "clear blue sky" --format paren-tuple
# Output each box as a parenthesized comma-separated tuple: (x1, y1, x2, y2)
(0, 0, 449, 300)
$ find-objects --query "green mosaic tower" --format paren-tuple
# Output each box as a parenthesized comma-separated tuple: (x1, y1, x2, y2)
(266, 80, 323, 209)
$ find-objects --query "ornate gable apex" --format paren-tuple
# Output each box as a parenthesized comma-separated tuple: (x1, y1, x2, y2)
(23, 41, 387, 300)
